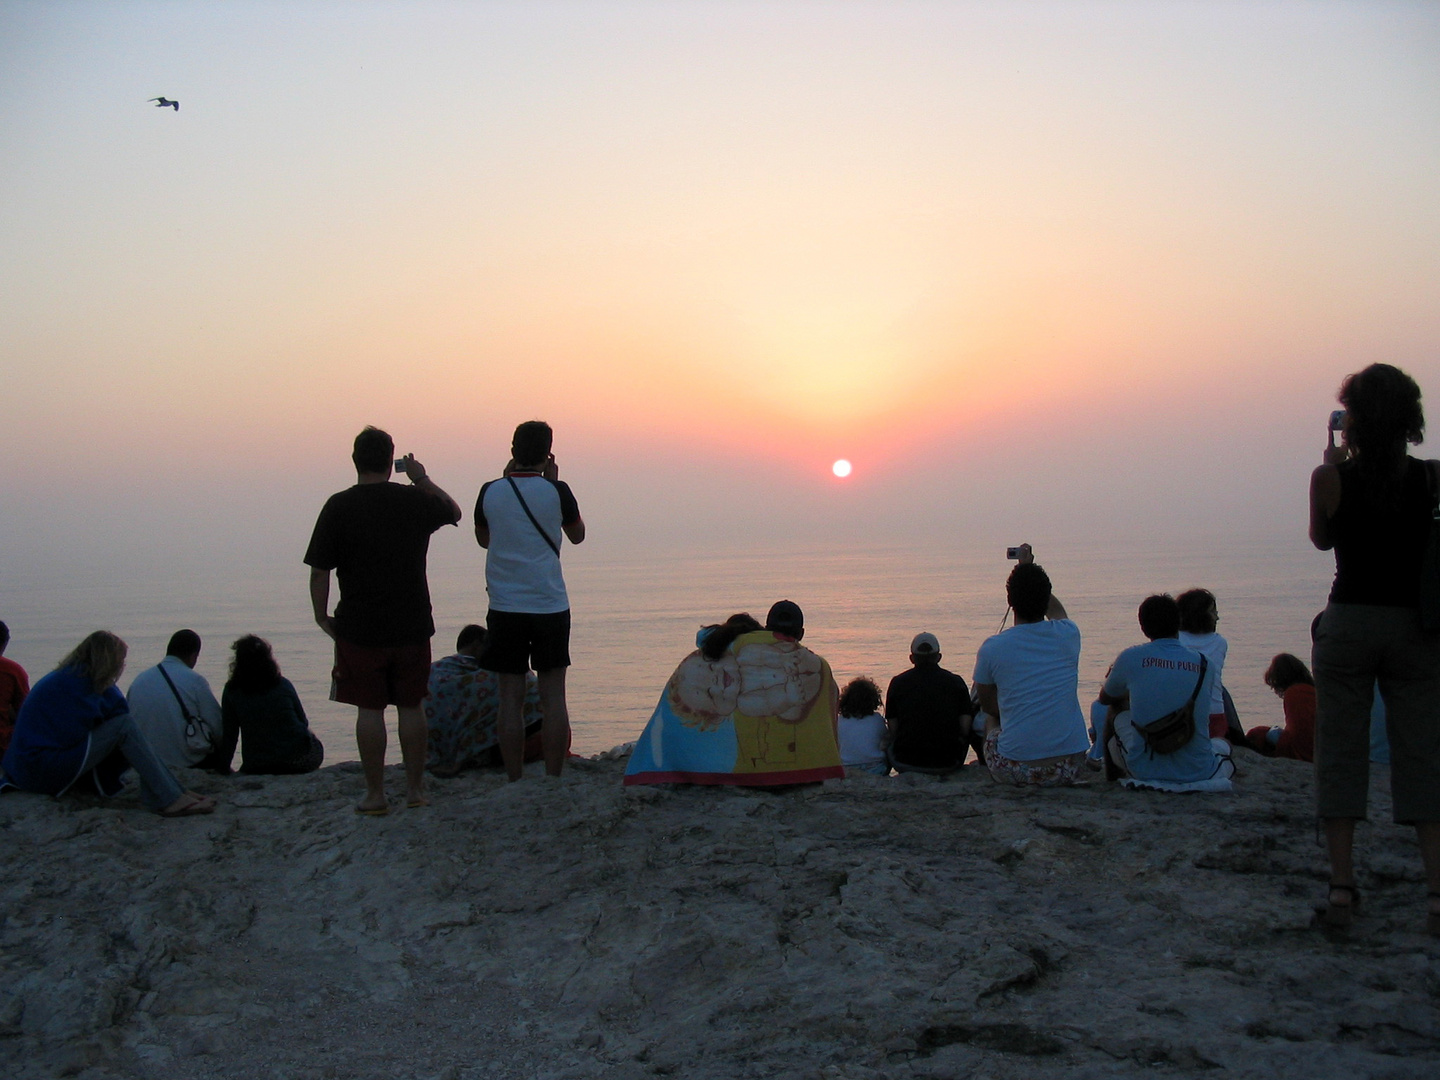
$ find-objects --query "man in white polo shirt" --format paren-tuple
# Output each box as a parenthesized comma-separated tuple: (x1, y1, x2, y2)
(474, 420, 586, 780)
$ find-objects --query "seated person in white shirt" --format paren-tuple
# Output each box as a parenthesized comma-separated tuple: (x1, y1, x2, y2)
(1097, 594, 1235, 792)
(1176, 588, 1232, 739)
(972, 545, 1090, 787)
(125, 629, 225, 772)
(836, 677, 889, 776)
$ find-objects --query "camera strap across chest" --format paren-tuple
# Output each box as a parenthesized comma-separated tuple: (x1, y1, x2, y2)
(506, 476, 561, 556)
(157, 663, 206, 741)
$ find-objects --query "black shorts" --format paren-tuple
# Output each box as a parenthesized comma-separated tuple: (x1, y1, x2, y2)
(479, 609, 571, 675)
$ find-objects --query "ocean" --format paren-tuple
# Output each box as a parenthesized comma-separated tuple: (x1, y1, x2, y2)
(0, 535, 1334, 760)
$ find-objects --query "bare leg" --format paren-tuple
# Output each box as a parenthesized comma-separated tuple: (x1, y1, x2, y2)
(397, 704, 428, 806)
(497, 674, 527, 781)
(1323, 817, 1357, 911)
(355, 707, 388, 811)
(535, 667, 570, 777)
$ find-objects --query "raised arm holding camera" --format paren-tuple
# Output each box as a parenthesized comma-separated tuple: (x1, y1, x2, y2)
(971, 544, 1089, 787)
(304, 426, 462, 815)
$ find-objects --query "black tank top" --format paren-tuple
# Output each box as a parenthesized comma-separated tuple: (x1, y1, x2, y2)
(1329, 456, 1433, 607)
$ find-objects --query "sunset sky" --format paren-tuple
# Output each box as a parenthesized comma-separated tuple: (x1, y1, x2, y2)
(2, 1, 1438, 573)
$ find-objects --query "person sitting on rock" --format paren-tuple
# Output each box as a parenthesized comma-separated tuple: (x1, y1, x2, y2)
(426, 623, 545, 777)
(125, 629, 225, 772)
(0, 620, 30, 757)
(215, 636, 324, 775)
(730, 601, 842, 778)
(0, 631, 215, 816)
(836, 676, 888, 776)
(885, 633, 974, 774)
(1245, 653, 1316, 762)
(972, 545, 1090, 787)
(1177, 588, 1234, 739)
(1097, 594, 1235, 792)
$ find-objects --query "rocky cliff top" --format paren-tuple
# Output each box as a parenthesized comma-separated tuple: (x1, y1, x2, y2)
(2, 750, 1437, 1080)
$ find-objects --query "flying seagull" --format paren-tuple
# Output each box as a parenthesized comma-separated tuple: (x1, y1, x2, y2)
(149, 97, 179, 111)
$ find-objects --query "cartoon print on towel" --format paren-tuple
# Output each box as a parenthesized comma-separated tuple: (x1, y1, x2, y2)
(625, 629, 843, 786)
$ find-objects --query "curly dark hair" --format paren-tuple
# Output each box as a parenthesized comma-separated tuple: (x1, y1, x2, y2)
(228, 635, 282, 696)
(838, 677, 882, 719)
(1339, 364, 1425, 493)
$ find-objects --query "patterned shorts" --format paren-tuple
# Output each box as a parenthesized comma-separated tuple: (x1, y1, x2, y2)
(984, 726, 1085, 787)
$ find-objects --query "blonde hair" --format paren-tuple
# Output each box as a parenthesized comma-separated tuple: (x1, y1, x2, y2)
(58, 630, 128, 692)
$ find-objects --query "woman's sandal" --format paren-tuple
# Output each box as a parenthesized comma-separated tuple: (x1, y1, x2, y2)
(1313, 883, 1361, 929)
(159, 792, 216, 818)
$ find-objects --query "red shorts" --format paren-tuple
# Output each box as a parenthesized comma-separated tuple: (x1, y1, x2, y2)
(331, 640, 431, 710)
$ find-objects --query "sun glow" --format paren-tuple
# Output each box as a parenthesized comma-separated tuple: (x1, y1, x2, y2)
(832, 459, 852, 478)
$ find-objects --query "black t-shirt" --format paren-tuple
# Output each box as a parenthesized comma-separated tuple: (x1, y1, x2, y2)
(304, 483, 458, 647)
(1330, 456, 1432, 608)
(885, 663, 973, 768)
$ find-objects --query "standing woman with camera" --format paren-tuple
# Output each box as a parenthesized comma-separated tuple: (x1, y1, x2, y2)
(1309, 363, 1440, 933)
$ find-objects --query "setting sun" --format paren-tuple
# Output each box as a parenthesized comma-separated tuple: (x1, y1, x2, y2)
(832, 459, 852, 478)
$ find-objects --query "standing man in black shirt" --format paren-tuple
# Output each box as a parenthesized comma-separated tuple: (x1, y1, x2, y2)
(885, 632, 976, 773)
(305, 427, 462, 813)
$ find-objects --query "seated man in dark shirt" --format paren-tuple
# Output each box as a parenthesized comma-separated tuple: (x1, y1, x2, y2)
(885, 633, 976, 774)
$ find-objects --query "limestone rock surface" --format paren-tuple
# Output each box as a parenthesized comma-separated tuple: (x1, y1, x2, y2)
(2, 751, 1438, 1079)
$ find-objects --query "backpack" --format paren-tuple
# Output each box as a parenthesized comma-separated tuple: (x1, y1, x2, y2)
(1134, 655, 1207, 757)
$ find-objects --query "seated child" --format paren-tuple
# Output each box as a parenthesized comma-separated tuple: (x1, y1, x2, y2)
(836, 676, 888, 776)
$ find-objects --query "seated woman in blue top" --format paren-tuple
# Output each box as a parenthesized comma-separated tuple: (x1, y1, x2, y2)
(215, 635, 324, 775)
(0, 631, 215, 816)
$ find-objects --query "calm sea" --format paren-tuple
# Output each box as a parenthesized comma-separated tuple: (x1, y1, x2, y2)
(0, 536, 1333, 759)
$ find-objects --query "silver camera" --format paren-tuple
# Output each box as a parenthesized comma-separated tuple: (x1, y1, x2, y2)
(1006, 547, 1022, 560)
(1328, 410, 1346, 432)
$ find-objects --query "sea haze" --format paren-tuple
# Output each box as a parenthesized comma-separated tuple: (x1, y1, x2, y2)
(0, 535, 1333, 760)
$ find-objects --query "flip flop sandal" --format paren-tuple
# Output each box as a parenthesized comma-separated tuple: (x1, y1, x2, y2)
(160, 795, 215, 818)
(1312, 883, 1360, 929)
(354, 804, 389, 816)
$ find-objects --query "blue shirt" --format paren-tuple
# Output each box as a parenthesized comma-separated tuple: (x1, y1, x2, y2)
(973, 619, 1089, 761)
(1104, 637, 1224, 783)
